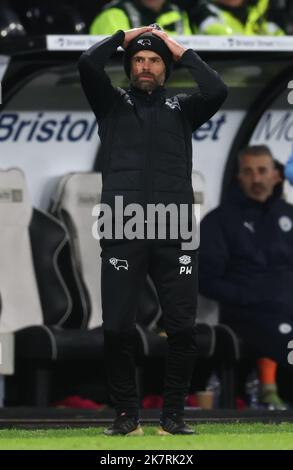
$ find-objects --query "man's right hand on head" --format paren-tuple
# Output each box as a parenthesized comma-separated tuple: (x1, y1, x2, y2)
(151, 29, 187, 61)
(123, 26, 153, 49)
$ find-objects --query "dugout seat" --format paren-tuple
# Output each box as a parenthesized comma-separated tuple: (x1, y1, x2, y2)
(0, 168, 43, 334)
(0, 168, 106, 405)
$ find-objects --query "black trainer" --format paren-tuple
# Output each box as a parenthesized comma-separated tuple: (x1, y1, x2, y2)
(158, 415, 195, 435)
(104, 413, 143, 436)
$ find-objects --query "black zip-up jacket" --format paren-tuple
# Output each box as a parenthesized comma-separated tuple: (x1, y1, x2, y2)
(78, 30, 227, 215)
(199, 185, 293, 321)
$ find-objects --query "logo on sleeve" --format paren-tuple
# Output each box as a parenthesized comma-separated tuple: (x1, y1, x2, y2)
(279, 216, 292, 232)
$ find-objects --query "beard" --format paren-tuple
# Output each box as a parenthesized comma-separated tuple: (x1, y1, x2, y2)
(131, 73, 163, 92)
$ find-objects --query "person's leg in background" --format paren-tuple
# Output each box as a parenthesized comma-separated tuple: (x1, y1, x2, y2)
(258, 357, 287, 410)
(149, 241, 198, 435)
(101, 239, 149, 435)
(223, 311, 293, 409)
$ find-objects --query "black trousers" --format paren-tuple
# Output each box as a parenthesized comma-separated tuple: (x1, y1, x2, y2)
(100, 238, 198, 418)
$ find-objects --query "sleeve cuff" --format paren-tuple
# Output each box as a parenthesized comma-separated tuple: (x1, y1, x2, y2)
(177, 49, 201, 66)
(114, 30, 126, 46)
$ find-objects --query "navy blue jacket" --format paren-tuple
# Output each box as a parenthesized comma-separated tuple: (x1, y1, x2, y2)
(199, 185, 293, 321)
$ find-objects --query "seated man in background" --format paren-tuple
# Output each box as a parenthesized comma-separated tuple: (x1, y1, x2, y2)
(90, 0, 192, 35)
(189, 0, 284, 35)
(199, 145, 293, 409)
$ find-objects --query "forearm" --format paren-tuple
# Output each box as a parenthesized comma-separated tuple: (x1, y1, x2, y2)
(178, 49, 227, 129)
(80, 30, 125, 69)
(178, 49, 227, 100)
(78, 30, 125, 120)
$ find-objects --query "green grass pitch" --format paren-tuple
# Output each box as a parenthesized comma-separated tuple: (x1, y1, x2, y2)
(0, 423, 293, 450)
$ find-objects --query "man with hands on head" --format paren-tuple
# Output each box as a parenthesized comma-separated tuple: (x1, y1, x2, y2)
(78, 25, 227, 436)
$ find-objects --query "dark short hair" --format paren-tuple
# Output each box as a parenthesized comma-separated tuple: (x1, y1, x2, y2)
(238, 145, 274, 166)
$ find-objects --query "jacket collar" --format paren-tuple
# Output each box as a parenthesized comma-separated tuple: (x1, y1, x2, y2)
(227, 182, 284, 209)
(128, 84, 167, 102)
